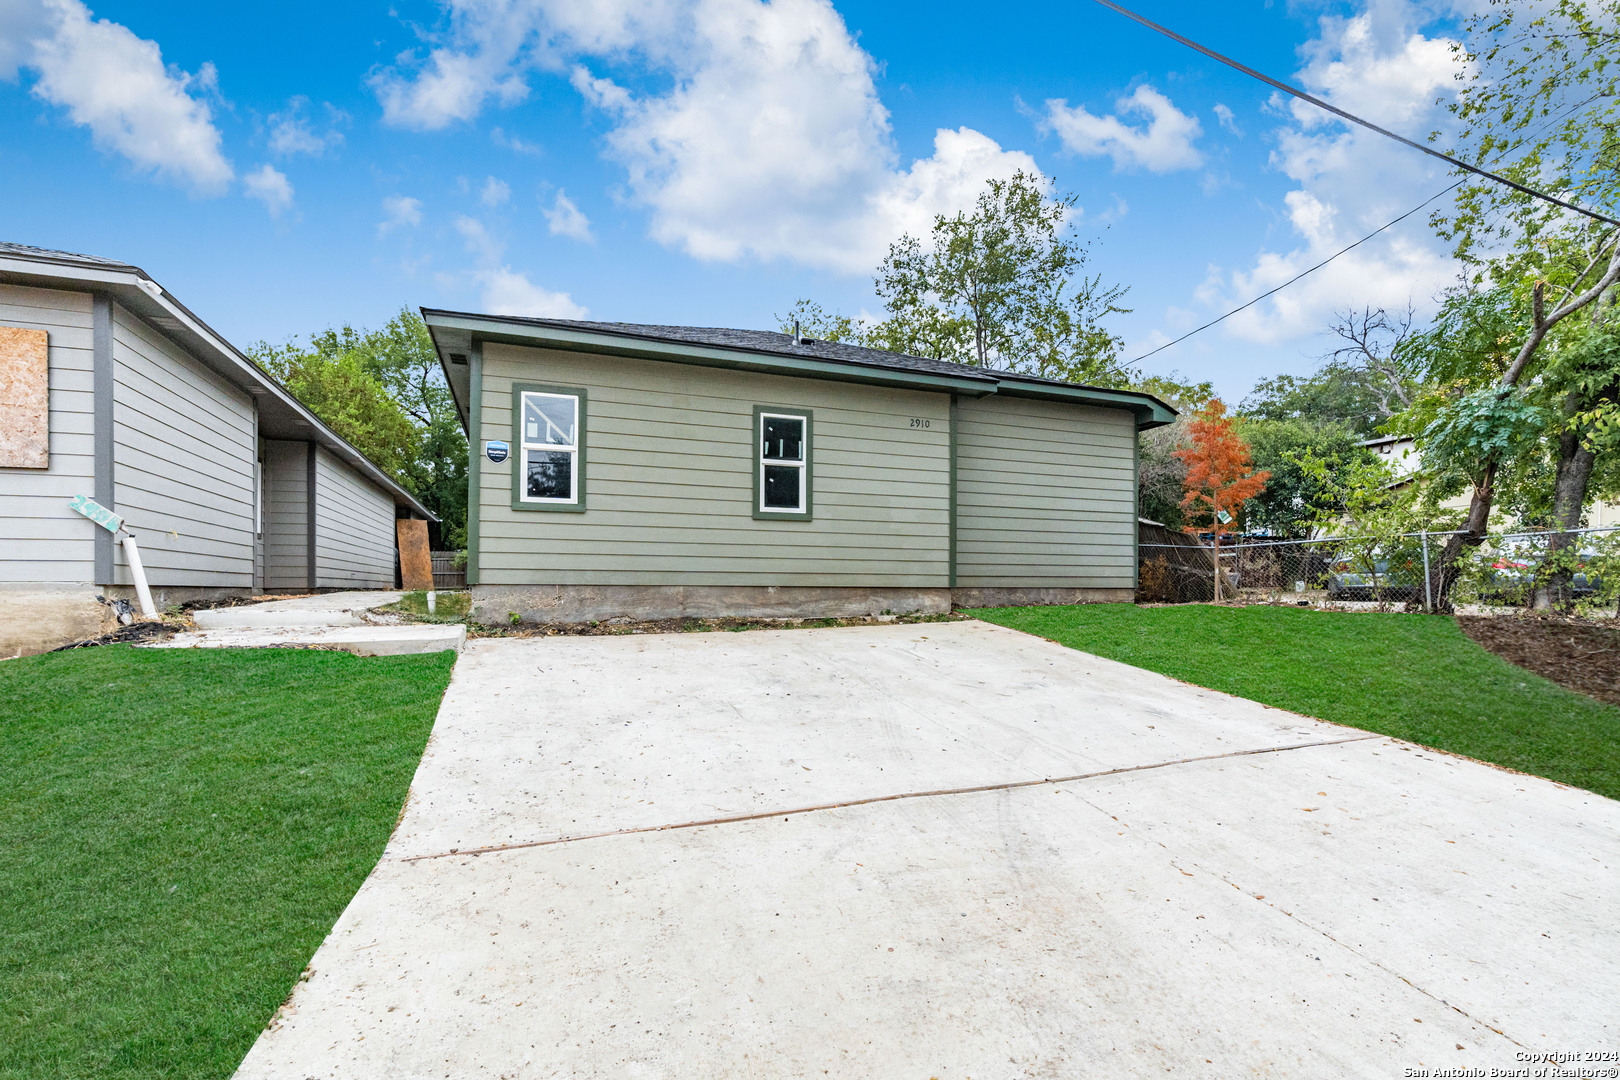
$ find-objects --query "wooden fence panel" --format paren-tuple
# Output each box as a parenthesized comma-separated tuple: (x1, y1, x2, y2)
(430, 550, 467, 590)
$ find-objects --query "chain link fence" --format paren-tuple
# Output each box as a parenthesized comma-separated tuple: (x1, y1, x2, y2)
(1138, 525, 1620, 613)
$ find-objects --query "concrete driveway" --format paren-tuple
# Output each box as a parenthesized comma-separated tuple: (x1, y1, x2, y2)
(236, 621, 1618, 1078)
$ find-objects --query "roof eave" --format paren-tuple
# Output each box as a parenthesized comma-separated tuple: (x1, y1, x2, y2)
(0, 252, 437, 522)
(992, 376, 1178, 430)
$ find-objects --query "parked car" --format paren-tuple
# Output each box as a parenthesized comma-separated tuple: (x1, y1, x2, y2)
(1326, 557, 1421, 601)
(1479, 555, 1534, 601)
(1481, 545, 1602, 600)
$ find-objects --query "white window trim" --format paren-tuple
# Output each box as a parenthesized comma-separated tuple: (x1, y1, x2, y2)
(759, 411, 808, 515)
(519, 390, 580, 505)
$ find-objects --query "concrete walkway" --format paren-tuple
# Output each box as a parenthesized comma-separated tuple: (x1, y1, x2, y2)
(153, 591, 464, 655)
(235, 621, 1618, 1078)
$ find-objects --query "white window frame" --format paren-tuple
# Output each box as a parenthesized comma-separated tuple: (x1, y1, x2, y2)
(758, 410, 809, 516)
(519, 390, 580, 505)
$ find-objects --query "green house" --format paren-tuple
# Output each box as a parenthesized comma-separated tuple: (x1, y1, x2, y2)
(425, 310, 1175, 623)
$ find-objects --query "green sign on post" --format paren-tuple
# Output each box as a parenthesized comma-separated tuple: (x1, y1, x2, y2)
(70, 494, 124, 534)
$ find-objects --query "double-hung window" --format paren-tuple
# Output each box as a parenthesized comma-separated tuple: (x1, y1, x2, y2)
(754, 407, 812, 520)
(514, 385, 585, 511)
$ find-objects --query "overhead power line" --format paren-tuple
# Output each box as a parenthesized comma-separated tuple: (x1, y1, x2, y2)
(1125, 180, 1465, 368)
(1090, 0, 1620, 229)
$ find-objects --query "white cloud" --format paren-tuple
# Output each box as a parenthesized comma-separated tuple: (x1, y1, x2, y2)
(478, 266, 588, 317)
(1184, 6, 1463, 349)
(1213, 103, 1240, 136)
(16, 0, 232, 193)
(370, 1, 542, 131)
(378, 194, 423, 235)
(243, 163, 292, 217)
(454, 215, 586, 317)
(0, 1, 54, 80)
(491, 126, 543, 155)
(479, 175, 510, 206)
(267, 96, 344, 157)
(372, 0, 1037, 273)
(544, 188, 592, 241)
(1042, 84, 1203, 173)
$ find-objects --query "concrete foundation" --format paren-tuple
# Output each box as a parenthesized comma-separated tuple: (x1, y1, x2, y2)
(950, 586, 1134, 607)
(0, 585, 116, 657)
(99, 584, 256, 610)
(471, 584, 1137, 625)
(473, 584, 954, 624)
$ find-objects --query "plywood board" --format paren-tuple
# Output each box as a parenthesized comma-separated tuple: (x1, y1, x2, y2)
(0, 325, 49, 469)
(397, 518, 434, 592)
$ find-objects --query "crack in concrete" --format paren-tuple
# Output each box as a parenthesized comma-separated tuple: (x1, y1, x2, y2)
(397, 733, 1382, 863)
(1055, 786, 1529, 1053)
(1196, 859, 1528, 1051)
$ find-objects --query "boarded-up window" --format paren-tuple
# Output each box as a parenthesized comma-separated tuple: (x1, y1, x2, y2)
(0, 326, 49, 469)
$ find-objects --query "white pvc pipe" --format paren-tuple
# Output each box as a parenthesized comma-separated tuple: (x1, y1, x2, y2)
(121, 533, 159, 619)
(427, 590, 437, 615)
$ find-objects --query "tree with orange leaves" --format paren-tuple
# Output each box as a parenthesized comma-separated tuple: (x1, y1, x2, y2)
(1175, 399, 1270, 602)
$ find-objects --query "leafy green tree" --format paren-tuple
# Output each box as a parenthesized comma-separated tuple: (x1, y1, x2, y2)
(873, 171, 1130, 381)
(775, 300, 868, 346)
(251, 342, 420, 479)
(1420, 0, 1620, 606)
(1533, 292, 1620, 606)
(250, 309, 469, 549)
(1293, 450, 1449, 609)
(1241, 363, 1390, 435)
(1239, 419, 1374, 537)
(782, 172, 1131, 385)
(1242, 308, 1421, 435)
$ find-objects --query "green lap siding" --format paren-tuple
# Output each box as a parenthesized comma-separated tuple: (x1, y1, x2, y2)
(477, 344, 953, 587)
(954, 395, 1137, 589)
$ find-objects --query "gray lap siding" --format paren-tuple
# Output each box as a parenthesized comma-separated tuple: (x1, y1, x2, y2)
(313, 447, 395, 589)
(477, 344, 953, 587)
(110, 307, 256, 587)
(262, 440, 309, 590)
(0, 285, 96, 583)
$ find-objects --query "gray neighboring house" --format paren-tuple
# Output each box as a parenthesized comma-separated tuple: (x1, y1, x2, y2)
(424, 309, 1174, 623)
(0, 243, 434, 655)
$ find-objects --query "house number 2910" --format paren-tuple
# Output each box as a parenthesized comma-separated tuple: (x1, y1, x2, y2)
(909, 418, 932, 428)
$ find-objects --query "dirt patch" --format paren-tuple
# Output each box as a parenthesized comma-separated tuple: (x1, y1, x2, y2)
(467, 611, 970, 638)
(184, 593, 317, 613)
(50, 621, 177, 651)
(1457, 615, 1620, 707)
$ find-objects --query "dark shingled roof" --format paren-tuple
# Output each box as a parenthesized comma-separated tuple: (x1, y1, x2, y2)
(428, 312, 1148, 396)
(0, 241, 143, 274)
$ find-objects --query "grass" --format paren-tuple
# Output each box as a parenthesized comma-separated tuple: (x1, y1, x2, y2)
(0, 645, 456, 1079)
(970, 604, 1620, 801)
(381, 589, 473, 622)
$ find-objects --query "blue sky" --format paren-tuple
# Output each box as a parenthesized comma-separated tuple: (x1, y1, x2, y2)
(0, 0, 1469, 398)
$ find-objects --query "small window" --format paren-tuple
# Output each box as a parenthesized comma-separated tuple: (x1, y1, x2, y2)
(517, 388, 582, 507)
(755, 408, 811, 519)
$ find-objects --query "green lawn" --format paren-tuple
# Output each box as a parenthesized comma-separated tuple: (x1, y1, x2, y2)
(0, 645, 456, 1079)
(971, 604, 1620, 801)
